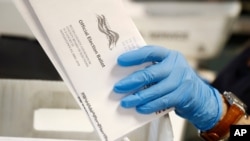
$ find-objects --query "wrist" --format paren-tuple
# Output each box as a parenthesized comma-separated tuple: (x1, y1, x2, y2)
(199, 91, 248, 141)
(209, 94, 248, 139)
(219, 94, 229, 123)
(212, 94, 230, 138)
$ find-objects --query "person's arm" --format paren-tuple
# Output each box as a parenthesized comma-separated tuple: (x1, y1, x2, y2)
(113, 45, 249, 141)
(205, 94, 249, 140)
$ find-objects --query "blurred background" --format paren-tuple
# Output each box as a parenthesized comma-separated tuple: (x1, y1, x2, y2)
(0, 0, 250, 141)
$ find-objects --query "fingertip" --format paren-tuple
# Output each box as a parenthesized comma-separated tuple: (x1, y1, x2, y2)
(117, 55, 130, 66)
(113, 83, 123, 93)
(113, 82, 133, 94)
(121, 100, 131, 108)
(136, 106, 153, 114)
(121, 95, 140, 108)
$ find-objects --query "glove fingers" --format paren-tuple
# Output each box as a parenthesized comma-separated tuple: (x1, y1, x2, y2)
(135, 80, 192, 114)
(120, 68, 185, 108)
(117, 46, 170, 66)
(114, 50, 180, 93)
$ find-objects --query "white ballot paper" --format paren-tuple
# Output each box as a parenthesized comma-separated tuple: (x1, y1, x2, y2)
(13, 0, 171, 141)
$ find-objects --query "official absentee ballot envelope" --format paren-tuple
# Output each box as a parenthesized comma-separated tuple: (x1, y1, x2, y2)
(13, 0, 171, 141)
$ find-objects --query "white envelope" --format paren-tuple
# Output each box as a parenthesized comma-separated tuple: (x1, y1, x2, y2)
(12, 0, 171, 141)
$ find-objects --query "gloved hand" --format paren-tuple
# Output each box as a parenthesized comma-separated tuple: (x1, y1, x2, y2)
(113, 45, 223, 131)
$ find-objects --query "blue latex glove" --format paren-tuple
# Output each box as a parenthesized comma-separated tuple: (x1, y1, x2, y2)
(113, 45, 223, 131)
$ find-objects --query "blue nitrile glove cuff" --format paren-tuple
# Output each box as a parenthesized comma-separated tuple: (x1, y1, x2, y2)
(175, 87, 223, 131)
(113, 45, 223, 131)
